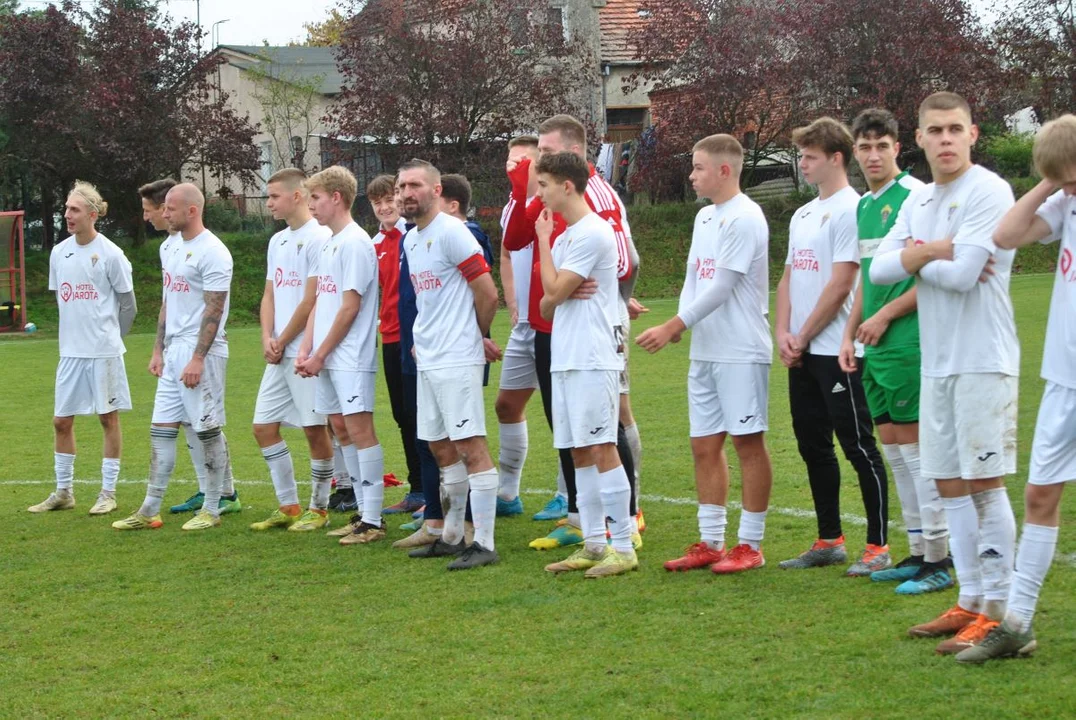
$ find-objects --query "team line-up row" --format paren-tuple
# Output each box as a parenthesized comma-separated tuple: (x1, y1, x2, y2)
(29, 98, 1076, 665)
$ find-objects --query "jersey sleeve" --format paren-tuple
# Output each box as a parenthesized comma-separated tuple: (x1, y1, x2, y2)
(48, 247, 58, 291)
(1035, 190, 1068, 244)
(445, 225, 487, 282)
(715, 214, 765, 274)
(201, 245, 233, 293)
(108, 249, 134, 294)
(831, 207, 860, 264)
(678, 235, 699, 316)
(341, 240, 374, 297)
(785, 216, 796, 265)
(952, 179, 1014, 251)
(502, 196, 544, 252)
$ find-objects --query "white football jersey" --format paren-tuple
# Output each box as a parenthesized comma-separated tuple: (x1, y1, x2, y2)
(501, 195, 534, 323)
(881, 164, 1019, 378)
(403, 212, 486, 371)
(680, 194, 772, 364)
(266, 218, 331, 358)
(550, 213, 623, 372)
(48, 233, 133, 358)
(1035, 189, 1076, 389)
(311, 221, 378, 372)
(161, 229, 232, 357)
(786, 186, 861, 356)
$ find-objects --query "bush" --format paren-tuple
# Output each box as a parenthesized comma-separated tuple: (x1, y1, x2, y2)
(981, 133, 1035, 178)
(203, 201, 242, 232)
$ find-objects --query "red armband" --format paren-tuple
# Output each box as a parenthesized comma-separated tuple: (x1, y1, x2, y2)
(458, 254, 491, 282)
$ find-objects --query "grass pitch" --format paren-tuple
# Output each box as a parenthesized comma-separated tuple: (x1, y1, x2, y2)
(1, 275, 1074, 718)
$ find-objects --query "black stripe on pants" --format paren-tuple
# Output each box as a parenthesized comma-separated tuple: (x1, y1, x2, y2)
(534, 330, 637, 516)
(788, 353, 888, 546)
(383, 342, 421, 495)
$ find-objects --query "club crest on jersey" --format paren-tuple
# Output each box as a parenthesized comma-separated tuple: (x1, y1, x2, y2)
(880, 204, 893, 225)
(296, 242, 304, 252)
(90, 253, 99, 267)
(185, 251, 193, 261)
(948, 202, 959, 221)
(821, 212, 831, 227)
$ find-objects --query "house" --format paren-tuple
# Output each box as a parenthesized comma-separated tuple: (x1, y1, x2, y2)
(194, 2, 658, 207)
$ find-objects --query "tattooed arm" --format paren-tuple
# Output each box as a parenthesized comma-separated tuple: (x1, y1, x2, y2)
(181, 290, 227, 388)
(148, 299, 166, 377)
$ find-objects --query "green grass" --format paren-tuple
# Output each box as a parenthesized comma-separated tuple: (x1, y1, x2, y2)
(1, 275, 1075, 718)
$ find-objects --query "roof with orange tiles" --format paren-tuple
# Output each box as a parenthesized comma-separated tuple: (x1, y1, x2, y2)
(599, 0, 650, 65)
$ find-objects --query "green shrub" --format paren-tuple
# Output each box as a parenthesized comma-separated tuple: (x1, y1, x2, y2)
(204, 201, 242, 232)
(981, 133, 1035, 178)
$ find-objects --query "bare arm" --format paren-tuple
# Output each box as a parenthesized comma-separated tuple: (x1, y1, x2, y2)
(153, 299, 167, 355)
(794, 262, 857, 347)
(994, 179, 1055, 249)
(194, 291, 228, 359)
(260, 280, 275, 344)
(277, 276, 318, 348)
(470, 273, 498, 335)
(312, 290, 360, 363)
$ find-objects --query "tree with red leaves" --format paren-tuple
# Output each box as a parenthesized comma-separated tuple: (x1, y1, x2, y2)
(0, 0, 260, 248)
(629, 0, 1008, 200)
(327, 0, 597, 189)
(993, 0, 1076, 124)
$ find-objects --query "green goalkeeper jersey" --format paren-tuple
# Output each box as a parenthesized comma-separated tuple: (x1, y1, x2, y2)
(857, 170, 924, 354)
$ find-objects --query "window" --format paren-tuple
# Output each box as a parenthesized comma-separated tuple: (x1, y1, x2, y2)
(290, 136, 305, 169)
(547, 7, 568, 41)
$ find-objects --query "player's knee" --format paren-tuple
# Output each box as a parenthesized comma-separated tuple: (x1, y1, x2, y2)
(731, 432, 766, 456)
(53, 416, 74, 434)
(252, 423, 277, 445)
(1024, 484, 1062, 523)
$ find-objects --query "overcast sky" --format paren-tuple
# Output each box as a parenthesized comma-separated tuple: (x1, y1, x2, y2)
(19, 0, 343, 46)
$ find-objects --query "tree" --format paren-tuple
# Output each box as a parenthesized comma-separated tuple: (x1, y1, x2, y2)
(247, 52, 326, 173)
(327, 0, 597, 188)
(0, 0, 261, 248)
(628, 0, 1008, 200)
(993, 0, 1076, 123)
(302, 7, 348, 46)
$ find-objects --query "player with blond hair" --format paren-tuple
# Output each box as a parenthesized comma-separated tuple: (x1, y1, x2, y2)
(30, 181, 136, 517)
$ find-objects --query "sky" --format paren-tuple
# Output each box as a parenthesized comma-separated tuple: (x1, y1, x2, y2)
(17, 0, 342, 46)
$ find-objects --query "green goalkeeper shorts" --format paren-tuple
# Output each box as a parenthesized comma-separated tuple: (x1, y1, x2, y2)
(862, 348, 920, 424)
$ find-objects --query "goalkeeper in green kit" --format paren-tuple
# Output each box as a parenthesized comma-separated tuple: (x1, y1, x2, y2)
(839, 108, 952, 591)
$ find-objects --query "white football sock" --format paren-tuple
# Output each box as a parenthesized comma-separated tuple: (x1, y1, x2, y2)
(903, 444, 949, 563)
(469, 468, 499, 549)
(497, 421, 527, 501)
(262, 441, 298, 506)
(440, 461, 469, 545)
(310, 458, 334, 510)
(574, 464, 603, 551)
(358, 444, 385, 527)
(883, 443, 923, 556)
(697, 503, 727, 550)
(101, 457, 119, 493)
(141, 426, 178, 516)
(738, 509, 767, 551)
(600, 465, 633, 552)
(198, 428, 228, 517)
(943, 494, 983, 613)
(333, 438, 352, 490)
(54, 452, 75, 492)
(972, 487, 1017, 620)
(1005, 523, 1059, 632)
(183, 424, 207, 493)
(555, 460, 567, 499)
(220, 432, 235, 497)
(623, 422, 642, 495)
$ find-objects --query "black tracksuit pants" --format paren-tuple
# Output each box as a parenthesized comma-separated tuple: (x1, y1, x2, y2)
(788, 353, 888, 546)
